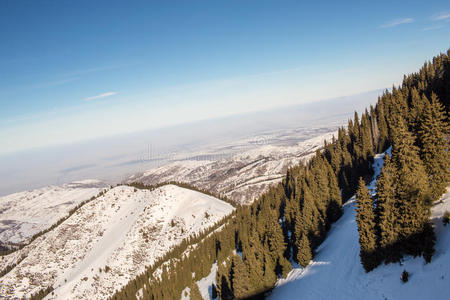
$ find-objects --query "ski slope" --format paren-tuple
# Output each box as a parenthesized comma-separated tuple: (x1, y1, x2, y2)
(0, 184, 234, 299)
(269, 150, 450, 300)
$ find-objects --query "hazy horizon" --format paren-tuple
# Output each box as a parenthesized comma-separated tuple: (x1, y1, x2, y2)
(1, 1, 449, 195)
(0, 89, 380, 196)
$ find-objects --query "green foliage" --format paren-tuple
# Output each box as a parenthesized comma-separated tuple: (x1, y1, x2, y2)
(390, 116, 433, 257)
(375, 155, 401, 263)
(296, 234, 312, 267)
(231, 255, 251, 299)
(356, 178, 379, 272)
(189, 283, 203, 300)
(418, 94, 449, 200)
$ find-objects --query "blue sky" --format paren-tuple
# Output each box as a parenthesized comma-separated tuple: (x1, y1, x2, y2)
(1, 0, 449, 154)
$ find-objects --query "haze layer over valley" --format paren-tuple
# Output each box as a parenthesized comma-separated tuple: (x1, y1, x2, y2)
(0, 90, 379, 197)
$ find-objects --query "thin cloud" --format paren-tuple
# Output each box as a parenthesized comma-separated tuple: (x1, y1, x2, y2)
(431, 13, 450, 21)
(63, 65, 120, 78)
(84, 92, 118, 101)
(33, 77, 79, 89)
(380, 18, 414, 28)
(422, 25, 443, 31)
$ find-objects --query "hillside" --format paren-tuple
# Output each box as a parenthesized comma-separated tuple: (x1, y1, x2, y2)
(0, 180, 108, 245)
(110, 51, 449, 300)
(0, 185, 234, 299)
(269, 151, 450, 300)
(129, 132, 336, 205)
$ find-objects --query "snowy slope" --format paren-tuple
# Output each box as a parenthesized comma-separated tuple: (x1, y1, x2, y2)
(269, 151, 450, 300)
(129, 132, 336, 205)
(0, 185, 234, 300)
(0, 180, 108, 244)
(196, 263, 219, 300)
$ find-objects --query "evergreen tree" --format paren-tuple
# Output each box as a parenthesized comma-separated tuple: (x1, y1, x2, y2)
(245, 233, 265, 290)
(296, 233, 312, 267)
(391, 116, 433, 256)
(217, 259, 233, 300)
(325, 162, 343, 223)
(375, 100, 389, 153)
(189, 283, 203, 300)
(356, 177, 379, 272)
(418, 94, 449, 201)
(261, 243, 277, 290)
(370, 106, 380, 149)
(408, 88, 426, 132)
(231, 255, 251, 299)
(375, 155, 401, 262)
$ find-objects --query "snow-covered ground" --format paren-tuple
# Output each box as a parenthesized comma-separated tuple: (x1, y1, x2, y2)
(0, 180, 108, 244)
(0, 184, 234, 299)
(196, 263, 218, 300)
(129, 132, 336, 205)
(269, 150, 450, 300)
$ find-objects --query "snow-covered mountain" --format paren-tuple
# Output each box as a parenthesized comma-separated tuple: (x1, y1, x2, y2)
(0, 180, 108, 245)
(269, 151, 450, 300)
(128, 132, 336, 205)
(0, 184, 234, 299)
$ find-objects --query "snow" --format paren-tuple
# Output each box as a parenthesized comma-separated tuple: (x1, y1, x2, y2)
(179, 263, 218, 300)
(196, 263, 218, 300)
(269, 149, 450, 300)
(0, 184, 234, 299)
(130, 132, 336, 205)
(180, 286, 191, 300)
(0, 180, 108, 244)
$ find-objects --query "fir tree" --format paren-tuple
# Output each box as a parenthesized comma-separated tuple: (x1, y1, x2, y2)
(296, 233, 312, 267)
(391, 116, 433, 257)
(375, 100, 389, 153)
(231, 255, 251, 299)
(375, 154, 400, 262)
(325, 162, 343, 223)
(189, 283, 202, 300)
(418, 94, 449, 201)
(245, 233, 265, 290)
(356, 177, 379, 272)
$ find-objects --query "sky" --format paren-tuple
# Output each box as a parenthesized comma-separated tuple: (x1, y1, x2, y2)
(1, 0, 449, 155)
